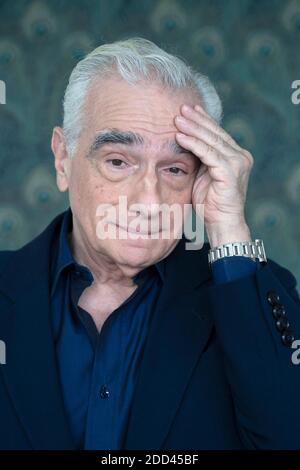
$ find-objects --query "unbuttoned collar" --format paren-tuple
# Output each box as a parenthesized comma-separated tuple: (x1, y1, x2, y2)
(50, 207, 166, 298)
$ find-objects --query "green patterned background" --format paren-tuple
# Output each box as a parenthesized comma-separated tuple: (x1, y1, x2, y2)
(0, 0, 300, 282)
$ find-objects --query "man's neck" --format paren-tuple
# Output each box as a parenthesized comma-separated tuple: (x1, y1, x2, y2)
(68, 223, 140, 288)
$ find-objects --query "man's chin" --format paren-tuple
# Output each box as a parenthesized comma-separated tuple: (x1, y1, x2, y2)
(109, 241, 164, 269)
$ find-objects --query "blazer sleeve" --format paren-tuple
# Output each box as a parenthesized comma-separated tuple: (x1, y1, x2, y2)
(207, 258, 300, 449)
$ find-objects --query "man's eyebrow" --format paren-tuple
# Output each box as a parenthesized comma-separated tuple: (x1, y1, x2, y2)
(86, 128, 194, 158)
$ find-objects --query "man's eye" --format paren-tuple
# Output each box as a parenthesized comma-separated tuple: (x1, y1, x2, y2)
(166, 167, 187, 175)
(106, 158, 128, 168)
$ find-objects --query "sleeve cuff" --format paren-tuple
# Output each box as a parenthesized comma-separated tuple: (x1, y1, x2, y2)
(211, 255, 262, 285)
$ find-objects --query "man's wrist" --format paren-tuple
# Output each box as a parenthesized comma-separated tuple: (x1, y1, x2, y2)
(206, 221, 252, 249)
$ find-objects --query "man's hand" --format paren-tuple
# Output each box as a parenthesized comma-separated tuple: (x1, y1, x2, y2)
(174, 103, 254, 248)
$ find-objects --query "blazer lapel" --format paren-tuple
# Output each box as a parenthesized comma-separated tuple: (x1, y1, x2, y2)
(0, 212, 213, 451)
(0, 212, 75, 449)
(124, 237, 213, 450)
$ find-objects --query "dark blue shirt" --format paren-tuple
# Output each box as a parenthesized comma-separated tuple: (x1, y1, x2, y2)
(50, 207, 260, 449)
(50, 208, 164, 449)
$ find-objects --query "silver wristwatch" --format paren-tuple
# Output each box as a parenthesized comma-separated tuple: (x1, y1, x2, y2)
(208, 239, 267, 266)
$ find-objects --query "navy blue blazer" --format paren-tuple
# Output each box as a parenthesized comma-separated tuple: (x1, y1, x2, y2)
(1, 209, 300, 450)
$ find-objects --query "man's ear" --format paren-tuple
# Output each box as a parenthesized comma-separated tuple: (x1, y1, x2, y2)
(51, 126, 71, 192)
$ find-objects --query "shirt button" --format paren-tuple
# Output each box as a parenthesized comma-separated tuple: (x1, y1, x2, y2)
(99, 385, 110, 399)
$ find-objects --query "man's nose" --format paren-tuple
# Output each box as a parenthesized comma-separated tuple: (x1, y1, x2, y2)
(128, 174, 162, 219)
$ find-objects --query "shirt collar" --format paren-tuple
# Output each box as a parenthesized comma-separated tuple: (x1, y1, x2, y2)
(50, 207, 165, 298)
(50, 207, 77, 298)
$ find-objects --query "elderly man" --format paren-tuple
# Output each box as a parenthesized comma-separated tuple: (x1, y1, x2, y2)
(0, 37, 300, 451)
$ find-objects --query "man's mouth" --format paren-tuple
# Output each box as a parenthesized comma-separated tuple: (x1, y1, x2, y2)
(115, 223, 163, 236)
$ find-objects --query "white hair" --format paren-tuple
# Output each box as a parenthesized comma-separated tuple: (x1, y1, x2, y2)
(62, 36, 223, 157)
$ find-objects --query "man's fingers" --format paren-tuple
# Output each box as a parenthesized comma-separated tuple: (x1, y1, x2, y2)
(180, 104, 241, 151)
(175, 133, 222, 168)
(175, 116, 238, 157)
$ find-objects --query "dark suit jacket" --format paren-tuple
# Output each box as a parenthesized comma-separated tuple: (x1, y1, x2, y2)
(1, 209, 300, 450)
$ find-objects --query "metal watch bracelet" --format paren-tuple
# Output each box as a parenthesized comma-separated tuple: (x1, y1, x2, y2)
(208, 239, 267, 266)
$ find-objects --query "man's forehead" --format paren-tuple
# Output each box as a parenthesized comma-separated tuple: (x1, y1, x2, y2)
(87, 76, 198, 117)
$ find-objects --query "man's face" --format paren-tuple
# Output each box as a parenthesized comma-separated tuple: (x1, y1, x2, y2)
(57, 76, 201, 272)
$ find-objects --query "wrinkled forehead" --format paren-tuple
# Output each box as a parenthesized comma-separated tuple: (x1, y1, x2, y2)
(83, 74, 200, 128)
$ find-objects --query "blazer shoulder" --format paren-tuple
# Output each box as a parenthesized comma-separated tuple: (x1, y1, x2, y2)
(0, 209, 67, 278)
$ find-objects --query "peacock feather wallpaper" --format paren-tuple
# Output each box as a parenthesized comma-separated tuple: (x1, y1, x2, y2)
(0, 0, 299, 281)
